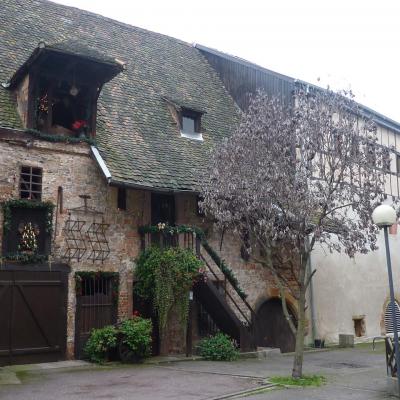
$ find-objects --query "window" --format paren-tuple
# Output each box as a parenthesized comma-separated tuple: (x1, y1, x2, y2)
(353, 316, 366, 337)
(180, 109, 202, 141)
(35, 74, 92, 136)
(396, 155, 400, 175)
(20, 166, 42, 200)
(196, 195, 205, 217)
(385, 301, 400, 334)
(117, 187, 127, 210)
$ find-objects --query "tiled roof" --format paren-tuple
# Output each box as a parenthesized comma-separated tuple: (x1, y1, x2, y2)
(0, 0, 239, 191)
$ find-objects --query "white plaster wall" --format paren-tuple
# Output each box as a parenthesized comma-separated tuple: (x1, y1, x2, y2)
(311, 229, 400, 343)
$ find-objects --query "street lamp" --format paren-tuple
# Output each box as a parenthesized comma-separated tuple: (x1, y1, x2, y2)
(372, 204, 400, 396)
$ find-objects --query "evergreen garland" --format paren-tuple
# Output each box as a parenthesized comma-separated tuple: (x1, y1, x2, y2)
(1, 253, 47, 264)
(2, 199, 54, 233)
(25, 129, 96, 145)
(75, 271, 119, 305)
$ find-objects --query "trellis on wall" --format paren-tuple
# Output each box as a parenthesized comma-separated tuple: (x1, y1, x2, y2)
(62, 195, 110, 263)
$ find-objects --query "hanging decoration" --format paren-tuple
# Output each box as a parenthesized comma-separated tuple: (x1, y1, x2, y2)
(18, 222, 38, 254)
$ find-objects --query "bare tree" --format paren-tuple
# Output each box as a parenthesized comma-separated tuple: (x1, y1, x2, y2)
(201, 87, 390, 378)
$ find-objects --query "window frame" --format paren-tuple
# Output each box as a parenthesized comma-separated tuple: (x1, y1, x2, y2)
(180, 109, 203, 141)
(117, 187, 127, 211)
(19, 165, 43, 201)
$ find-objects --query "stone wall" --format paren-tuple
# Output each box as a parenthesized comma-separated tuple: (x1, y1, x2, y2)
(0, 136, 151, 358)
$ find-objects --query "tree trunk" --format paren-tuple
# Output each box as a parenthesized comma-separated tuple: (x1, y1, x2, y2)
(291, 263, 307, 378)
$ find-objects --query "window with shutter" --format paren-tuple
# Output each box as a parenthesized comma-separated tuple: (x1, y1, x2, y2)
(384, 301, 400, 333)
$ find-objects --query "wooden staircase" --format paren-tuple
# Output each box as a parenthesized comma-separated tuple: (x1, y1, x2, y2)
(196, 242, 257, 351)
(140, 229, 258, 352)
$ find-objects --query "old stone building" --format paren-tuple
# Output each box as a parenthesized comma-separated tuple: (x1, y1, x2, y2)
(1, 0, 398, 367)
(0, 0, 293, 365)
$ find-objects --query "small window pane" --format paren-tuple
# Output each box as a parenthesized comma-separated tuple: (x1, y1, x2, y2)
(117, 187, 127, 210)
(19, 166, 42, 200)
(182, 116, 195, 134)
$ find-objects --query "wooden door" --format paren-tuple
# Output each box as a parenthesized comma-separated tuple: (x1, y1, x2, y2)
(0, 270, 68, 366)
(151, 193, 175, 225)
(256, 298, 296, 353)
(74, 275, 118, 359)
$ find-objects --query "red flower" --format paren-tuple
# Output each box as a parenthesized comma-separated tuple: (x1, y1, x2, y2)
(72, 119, 87, 130)
(133, 310, 141, 317)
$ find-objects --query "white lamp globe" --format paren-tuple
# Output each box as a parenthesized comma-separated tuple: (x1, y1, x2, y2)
(372, 205, 396, 227)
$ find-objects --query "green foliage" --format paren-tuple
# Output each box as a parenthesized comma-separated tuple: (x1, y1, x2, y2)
(197, 333, 239, 361)
(201, 241, 247, 299)
(119, 317, 152, 360)
(2, 199, 54, 233)
(138, 224, 248, 300)
(269, 375, 326, 387)
(75, 271, 119, 304)
(25, 129, 96, 145)
(1, 253, 47, 264)
(138, 224, 205, 238)
(84, 325, 118, 363)
(135, 246, 203, 331)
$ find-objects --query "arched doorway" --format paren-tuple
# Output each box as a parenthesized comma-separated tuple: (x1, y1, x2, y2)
(256, 298, 296, 353)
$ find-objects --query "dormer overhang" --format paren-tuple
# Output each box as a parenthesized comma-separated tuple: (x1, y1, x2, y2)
(4, 40, 125, 90)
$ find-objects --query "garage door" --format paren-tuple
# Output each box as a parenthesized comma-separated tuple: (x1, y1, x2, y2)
(0, 269, 68, 366)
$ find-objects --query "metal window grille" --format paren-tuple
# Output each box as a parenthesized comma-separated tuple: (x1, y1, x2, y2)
(20, 166, 42, 200)
(385, 301, 400, 333)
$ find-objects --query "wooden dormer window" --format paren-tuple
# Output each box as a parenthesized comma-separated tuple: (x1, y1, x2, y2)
(180, 109, 203, 141)
(7, 41, 124, 138)
(162, 97, 205, 141)
(35, 73, 95, 137)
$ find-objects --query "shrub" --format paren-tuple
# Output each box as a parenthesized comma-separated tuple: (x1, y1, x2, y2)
(84, 318, 153, 364)
(119, 317, 152, 361)
(197, 333, 239, 361)
(84, 325, 118, 363)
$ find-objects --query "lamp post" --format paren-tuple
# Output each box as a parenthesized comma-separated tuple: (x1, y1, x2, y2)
(372, 204, 400, 396)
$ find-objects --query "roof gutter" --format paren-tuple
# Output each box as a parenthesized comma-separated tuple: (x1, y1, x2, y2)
(91, 146, 112, 182)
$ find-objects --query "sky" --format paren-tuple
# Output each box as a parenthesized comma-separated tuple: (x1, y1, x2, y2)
(52, 0, 400, 122)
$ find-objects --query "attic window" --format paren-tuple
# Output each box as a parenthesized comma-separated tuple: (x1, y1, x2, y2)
(180, 109, 202, 141)
(36, 75, 92, 136)
(9, 42, 124, 137)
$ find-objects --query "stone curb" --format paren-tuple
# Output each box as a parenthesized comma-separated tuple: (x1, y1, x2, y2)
(207, 384, 277, 400)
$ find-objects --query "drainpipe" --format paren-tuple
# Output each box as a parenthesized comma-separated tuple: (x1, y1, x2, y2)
(306, 236, 317, 345)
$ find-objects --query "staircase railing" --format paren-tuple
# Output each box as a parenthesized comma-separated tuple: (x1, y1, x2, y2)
(138, 225, 258, 350)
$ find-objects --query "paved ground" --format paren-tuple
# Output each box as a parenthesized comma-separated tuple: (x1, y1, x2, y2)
(0, 342, 396, 399)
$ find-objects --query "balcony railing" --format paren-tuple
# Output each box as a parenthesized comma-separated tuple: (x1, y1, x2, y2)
(140, 230, 200, 254)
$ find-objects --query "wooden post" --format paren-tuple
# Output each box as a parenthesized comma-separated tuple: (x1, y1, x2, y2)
(186, 291, 193, 357)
